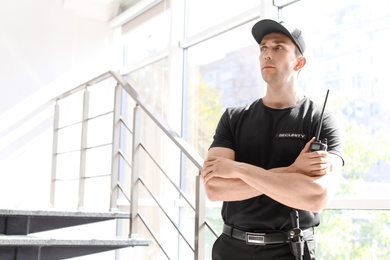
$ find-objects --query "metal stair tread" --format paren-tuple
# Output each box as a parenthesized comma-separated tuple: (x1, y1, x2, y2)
(0, 235, 151, 247)
(0, 209, 130, 219)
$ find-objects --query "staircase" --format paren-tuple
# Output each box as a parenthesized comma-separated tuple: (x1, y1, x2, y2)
(0, 209, 151, 259)
(0, 71, 212, 259)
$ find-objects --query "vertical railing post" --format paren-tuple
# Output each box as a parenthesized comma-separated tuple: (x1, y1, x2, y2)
(50, 101, 60, 208)
(110, 84, 122, 211)
(78, 87, 90, 209)
(129, 104, 141, 237)
(194, 174, 206, 260)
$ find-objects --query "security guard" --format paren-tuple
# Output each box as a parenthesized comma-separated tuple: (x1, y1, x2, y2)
(201, 19, 344, 259)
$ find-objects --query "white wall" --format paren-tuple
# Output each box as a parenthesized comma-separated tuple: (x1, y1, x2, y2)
(0, 0, 122, 208)
(0, 0, 120, 114)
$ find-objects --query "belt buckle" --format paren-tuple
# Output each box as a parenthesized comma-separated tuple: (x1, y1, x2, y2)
(246, 232, 265, 245)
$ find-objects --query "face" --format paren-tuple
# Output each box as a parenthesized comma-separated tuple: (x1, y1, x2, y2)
(258, 32, 304, 85)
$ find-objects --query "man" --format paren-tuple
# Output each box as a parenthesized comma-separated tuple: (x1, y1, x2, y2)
(201, 19, 344, 260)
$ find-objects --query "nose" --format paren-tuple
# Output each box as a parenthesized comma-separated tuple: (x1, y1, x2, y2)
(262, 50, 271, 60)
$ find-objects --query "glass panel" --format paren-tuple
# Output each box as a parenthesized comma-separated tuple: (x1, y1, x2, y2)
(125, 58, 169, 119)
(186, 0, 259, 36)
(120, 91, 136, 163)
(282, 0, 390, 200)
(186, 21, 265, 259)
(317, 209, 390, 259)
(186, 22, 264, 158)
(123, 10, 170, 66)
(119, 120, 133, 163)
(117, 154, 131, 205)
(137, 182, 180, 259)
(121, 92, 136, 128)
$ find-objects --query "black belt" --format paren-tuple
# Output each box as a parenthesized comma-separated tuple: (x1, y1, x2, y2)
(223, 223, 313, 245)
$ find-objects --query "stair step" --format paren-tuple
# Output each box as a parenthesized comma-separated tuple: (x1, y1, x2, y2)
(0, 235, 150, 246)
(0, 235, 151, 260)
(0, 209, 130, 218)
(0, 209, 130, 235)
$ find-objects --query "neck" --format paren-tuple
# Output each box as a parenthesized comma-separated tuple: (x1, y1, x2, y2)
(262, 85, 304, 109)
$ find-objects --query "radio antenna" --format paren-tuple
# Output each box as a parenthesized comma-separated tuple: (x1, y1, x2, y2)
(314, 89, 329, 141)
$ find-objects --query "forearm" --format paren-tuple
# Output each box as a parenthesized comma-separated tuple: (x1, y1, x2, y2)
(238, 163, 329, 212)
(202, 140, 342, 211)
(204, 177, 263, 202)
(269, 166, 293, 173)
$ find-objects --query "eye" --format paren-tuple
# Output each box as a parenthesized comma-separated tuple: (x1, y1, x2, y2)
(260, 46, 267, 52)
(275, 45, 283, 50)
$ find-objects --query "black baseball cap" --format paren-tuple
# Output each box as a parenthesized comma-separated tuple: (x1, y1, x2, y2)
(252, 19, 306, 54)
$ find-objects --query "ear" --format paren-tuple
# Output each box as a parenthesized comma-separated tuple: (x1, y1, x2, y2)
(294, 56, 306, 71)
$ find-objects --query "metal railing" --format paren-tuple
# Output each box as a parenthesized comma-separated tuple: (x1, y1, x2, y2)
(49, 71, 218, 259)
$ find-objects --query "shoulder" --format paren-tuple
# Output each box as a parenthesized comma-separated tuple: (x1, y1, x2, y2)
(225, 99, 262, 118)
(300, 97, 320, 112)
(300, 97, 333, 120)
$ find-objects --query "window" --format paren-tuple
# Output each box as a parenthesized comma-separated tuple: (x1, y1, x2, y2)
(186, 22, 264, 158)
(185, 18, 266, 259)
(119, 0, 390, 259)
(282, 0, 390, 258)
(123, 6, 170, 66)
(186, 0, 259, 36)
(283, 0, 390, 203)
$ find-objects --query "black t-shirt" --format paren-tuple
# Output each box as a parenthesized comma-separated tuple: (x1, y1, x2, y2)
(210, 97, 344, 231)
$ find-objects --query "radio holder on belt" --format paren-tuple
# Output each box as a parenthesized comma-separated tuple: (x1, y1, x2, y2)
(288, 210, 304, 260)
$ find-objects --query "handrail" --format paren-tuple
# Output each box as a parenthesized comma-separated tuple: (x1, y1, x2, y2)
(111, 71, 207, 259)
(47, 70, 208, 259)
(47, 69, 204, 179)
(8, 70, 203, 171)
(109, 71, 204, 169)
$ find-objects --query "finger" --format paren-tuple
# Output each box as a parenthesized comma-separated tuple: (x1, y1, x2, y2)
(203, 171, 213, 183)
(313, 162, 330, 175)
(308, 151, 328, 161)
(204, 156, 218, 163)
(200, 170, 206, 179)
(202, 159, 213, 171)
(201, 166, 212, 178)
(301, 137, 315, 154)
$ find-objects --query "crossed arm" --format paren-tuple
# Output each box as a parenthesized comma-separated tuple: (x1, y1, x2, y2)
(201, 139, 343, 212)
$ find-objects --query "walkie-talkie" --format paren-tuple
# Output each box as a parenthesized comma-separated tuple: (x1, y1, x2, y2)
(309, 89, 329, 152)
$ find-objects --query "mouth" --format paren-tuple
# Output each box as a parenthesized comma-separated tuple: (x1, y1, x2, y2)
(262, 63, 275, 69)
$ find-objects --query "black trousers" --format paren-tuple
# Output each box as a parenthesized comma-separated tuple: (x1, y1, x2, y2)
(212, 233, 316, 260)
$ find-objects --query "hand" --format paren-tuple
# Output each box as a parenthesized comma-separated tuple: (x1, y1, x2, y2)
(290, 138, 331, 177)
(201, 156, 241, 183)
